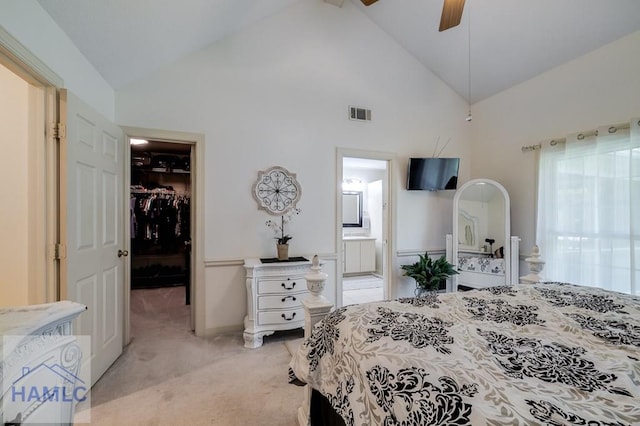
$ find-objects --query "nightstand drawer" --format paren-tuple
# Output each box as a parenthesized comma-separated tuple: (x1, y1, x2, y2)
(258, 308, 304, 326)
(258, 277, 306, 294)
(258, 293, 304, 310)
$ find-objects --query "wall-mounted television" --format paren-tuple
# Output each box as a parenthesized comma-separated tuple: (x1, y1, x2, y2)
(406, 157, 460, 191)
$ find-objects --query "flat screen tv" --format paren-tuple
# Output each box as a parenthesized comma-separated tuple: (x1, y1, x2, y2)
(406, 157, 460, 191)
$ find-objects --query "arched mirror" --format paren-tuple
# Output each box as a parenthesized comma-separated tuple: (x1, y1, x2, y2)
(449, 179, 519, 290)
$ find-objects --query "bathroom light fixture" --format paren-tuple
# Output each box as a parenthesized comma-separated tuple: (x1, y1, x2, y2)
(342, 178, 364, 191)
(130, 138, 148, 145)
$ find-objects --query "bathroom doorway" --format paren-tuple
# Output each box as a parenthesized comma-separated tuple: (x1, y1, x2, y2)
(337, 149, 395, 307)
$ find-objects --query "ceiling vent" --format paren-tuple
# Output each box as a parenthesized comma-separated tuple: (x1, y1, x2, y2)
(349, 106, 371, 122)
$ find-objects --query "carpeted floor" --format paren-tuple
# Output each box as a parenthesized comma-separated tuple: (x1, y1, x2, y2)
(75, 286, 304, 425)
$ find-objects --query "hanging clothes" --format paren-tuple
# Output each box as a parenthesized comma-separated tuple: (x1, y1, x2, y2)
(130, 188, 190, 254)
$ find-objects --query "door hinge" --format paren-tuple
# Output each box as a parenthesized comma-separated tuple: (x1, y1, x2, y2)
(49, 243, 67, 260)
(50, 122, 66, 139)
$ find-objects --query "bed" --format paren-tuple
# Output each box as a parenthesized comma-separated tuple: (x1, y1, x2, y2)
(289, 283, 640, 425)
(456, 254, 506, 289)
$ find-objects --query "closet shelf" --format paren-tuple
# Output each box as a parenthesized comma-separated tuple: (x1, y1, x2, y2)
(134, 167, 190, 174)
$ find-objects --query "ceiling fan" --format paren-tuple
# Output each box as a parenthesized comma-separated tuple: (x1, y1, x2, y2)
(360, 0, 466, 32)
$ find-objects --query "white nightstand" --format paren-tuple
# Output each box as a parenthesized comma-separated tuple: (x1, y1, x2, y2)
(243, 258, 311, 348)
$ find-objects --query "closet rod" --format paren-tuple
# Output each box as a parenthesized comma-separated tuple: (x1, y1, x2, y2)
(130, 189, 190, 197)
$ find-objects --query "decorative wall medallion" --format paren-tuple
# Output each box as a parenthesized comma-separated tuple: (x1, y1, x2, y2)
(252, 166, 301, 215)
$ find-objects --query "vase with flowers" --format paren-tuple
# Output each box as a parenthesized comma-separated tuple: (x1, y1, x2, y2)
(266, 208, 301, 260)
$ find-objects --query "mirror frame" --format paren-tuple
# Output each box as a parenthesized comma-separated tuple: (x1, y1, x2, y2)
(342, 191, 363, 227)
(452, 178, 511, 284)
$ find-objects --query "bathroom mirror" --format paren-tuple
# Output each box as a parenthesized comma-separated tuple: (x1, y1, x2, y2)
(342, 191, 363, 227)
(450, 178, 518, 289)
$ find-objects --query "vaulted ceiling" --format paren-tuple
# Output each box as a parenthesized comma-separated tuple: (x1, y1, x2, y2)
(37, 0, 640, 103)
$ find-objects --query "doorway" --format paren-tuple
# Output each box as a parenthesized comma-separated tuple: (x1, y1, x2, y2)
(129, 140, 193, 334)
(0, 43, 60, 307)
(337, 149, 395, 307)
(0, 62, 43, 306)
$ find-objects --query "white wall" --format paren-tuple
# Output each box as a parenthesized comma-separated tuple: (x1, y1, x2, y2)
(471, 31, 640, 261)
(0, 0, 115, 120)
(116, 0, 471, 333)
(0, 64, 29, 306)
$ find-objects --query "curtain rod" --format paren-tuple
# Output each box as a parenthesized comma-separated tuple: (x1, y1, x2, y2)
(521, 121, 632, 153)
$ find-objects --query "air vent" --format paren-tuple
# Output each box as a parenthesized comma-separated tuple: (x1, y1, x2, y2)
(349, 106, 371, 122)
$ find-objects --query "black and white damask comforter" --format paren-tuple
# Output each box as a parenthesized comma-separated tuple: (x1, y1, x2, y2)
(289, 283, 640, 425)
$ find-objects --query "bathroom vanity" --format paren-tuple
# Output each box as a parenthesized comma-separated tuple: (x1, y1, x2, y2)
(342, 236, 376, 274)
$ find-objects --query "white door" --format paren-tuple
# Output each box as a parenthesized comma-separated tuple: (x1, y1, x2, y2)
(60, 89, 124, 386)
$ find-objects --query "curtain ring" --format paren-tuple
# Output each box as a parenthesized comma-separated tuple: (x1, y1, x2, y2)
(577, 134, 585, 140)
(608, 126, 617, 134)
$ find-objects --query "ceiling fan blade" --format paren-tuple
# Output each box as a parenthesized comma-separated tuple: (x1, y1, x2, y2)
(361, 0, 379, 5)
(439, 0, 465, 32)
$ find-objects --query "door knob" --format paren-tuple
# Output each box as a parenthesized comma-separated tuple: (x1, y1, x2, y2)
(118, 249, 129, 258)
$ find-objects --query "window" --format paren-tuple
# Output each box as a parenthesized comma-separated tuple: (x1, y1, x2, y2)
(536, 121, 640, 295)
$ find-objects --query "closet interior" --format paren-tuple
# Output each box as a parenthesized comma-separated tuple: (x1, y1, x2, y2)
(130, 141, 191, 304)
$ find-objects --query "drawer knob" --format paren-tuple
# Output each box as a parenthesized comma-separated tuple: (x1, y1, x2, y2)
(281, 312, 296, 321)
(281, 295, 297, 303)
(281, 282, 296, 290)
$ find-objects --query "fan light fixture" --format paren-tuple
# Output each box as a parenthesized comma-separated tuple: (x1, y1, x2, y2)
(360, 0, 466, 32)
(440, 0, 466, 32)
(466, 0, 472, 123)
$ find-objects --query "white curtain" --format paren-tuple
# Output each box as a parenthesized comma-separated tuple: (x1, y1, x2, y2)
(536, 118, 640, 295)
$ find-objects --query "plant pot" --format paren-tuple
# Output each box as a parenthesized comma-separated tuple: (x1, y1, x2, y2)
(414, 281, 447, 296)
(277, 244, 289, 261)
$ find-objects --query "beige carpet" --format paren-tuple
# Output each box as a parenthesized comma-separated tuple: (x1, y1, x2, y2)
(75, 286, 305, 425)
(284, 338, 304, 356)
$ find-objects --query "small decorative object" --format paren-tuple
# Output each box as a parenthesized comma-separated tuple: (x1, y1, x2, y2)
(276, 243, 289, 261)
(485, 238, 496, 257)
(252, 166, 301, 216)
(520, 245, 545, 284)
(266, 207, 302, 260)
(305, 255, 328, 303)
(401, 252, 458, 295)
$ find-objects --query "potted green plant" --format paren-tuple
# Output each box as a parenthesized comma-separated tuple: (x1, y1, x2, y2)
(401, 252, 458, 294)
